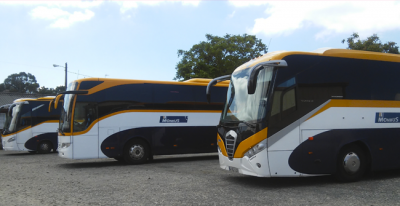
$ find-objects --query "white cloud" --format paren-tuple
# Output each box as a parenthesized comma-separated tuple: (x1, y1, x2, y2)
(0, 1, 103, 8)
(230, 1, 400, 39)
(31, 7, 95, 28)
(119, 1, 139, 13)
(118, 1, 200, 13)
(228, 1, 269, 7)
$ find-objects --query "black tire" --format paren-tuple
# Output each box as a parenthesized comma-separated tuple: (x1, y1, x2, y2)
(334, 145, 366, 182)
(123, 139, 149, 165)
(38, 141, 53, 154)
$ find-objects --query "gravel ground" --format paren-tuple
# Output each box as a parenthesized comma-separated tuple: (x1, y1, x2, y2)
(1, 150, 400, 205)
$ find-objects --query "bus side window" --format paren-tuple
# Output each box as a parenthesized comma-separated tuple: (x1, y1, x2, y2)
(281, 88, 297, 118)
(270, 77, 297, 120)
(17, 110, 32, 131)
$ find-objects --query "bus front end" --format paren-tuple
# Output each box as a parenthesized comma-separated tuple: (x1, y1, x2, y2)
(2, 133, 17, 151)
(2, 104, 24, 151)
(216, 64, 277, 177)
(57, 83, 76, 159)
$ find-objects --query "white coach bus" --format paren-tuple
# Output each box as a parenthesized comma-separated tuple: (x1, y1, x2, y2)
(2, 97, 61, 153)
(51, 78, 228, 164)
(207, 48, 400, 182)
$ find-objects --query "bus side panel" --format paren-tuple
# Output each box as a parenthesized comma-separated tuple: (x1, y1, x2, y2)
(151, 126, 217, 155)
(100, 127, 152, 158)
(25, 132, 58, 151)
(16, 128, 33, 151)
(289, 128, 400, 174)
(100, 126, 217, 158)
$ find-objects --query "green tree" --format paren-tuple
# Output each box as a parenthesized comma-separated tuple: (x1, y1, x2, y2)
(38, 86, 55, 94)
(342, 33, 399, 54)
(3, 72, 40, 94)
(174, 34, 268, 81)
(0, 83, 4, 92)
(54, 85, 66, 93)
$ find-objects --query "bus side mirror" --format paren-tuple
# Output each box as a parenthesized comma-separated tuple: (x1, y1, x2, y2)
(48, 100, 54, 112)
(247, 60, 288, 94)
(248, 65, 265, 95)
(206, 75, 231, 103)
(54, 94, 64, 109)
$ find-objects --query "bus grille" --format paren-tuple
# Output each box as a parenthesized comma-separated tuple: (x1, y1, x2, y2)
(225, 130, 237, 161)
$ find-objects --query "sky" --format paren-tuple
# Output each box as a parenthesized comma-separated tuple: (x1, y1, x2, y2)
(0, 0, 399, 89)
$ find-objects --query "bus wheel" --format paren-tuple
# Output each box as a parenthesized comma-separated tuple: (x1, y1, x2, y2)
(38, 141, 53, 154)
(334, 145, 366, 182)
(123, 139, 149, 164)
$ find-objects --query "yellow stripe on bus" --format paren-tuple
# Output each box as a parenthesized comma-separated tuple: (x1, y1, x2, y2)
(64, 109, 224, 136)
(234, 127, 268, 158)
(307, 99, 400, 121)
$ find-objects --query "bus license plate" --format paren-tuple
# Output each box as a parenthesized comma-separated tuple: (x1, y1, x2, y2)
(229, 166, 239, 173)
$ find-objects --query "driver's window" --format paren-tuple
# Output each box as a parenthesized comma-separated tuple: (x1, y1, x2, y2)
(17, 110, 31, 131)
(73, 102, 97, 132)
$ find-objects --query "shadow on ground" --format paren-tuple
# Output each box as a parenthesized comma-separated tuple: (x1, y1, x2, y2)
(58, 154, 218, 169)
(222, 168, 400, 188)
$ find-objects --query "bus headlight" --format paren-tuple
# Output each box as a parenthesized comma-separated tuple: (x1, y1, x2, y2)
(61, 143, 71, 148)
(7, 137, 16, 142)
(244, 139, 267, 158)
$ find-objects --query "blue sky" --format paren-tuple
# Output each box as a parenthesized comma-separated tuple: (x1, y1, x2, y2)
(0, 1, 399, 89)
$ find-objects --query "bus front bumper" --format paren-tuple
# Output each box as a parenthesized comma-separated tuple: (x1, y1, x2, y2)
(218, 148, 271, 177)
(58, 136, 73, 159)
(2, 135, 19, 151)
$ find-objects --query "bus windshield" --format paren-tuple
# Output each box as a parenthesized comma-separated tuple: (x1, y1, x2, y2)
(59, 82, 77, 134)
(3, 104, 21, 134)
(221, 66, 274, 123)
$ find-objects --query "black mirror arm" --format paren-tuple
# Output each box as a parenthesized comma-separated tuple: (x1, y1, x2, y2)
(206, 75, 231, 103)
(247, 60, 288, 94)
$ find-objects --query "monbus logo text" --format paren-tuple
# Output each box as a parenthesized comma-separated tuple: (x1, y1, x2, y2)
(159, 116, 188, 123)
(375, 113, 400, 123)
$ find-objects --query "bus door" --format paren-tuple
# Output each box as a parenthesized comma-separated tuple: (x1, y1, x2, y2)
(267, 79, 300, 177)
(16, 104, 32, 151)
(72, 101, 99, 159)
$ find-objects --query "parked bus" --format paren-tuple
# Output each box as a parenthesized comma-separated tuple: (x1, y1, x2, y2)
(0, 104, 11, 149)
(206, 48, 400, 181)
(2, 97, 61, 153)
(52, 78, 229, 164)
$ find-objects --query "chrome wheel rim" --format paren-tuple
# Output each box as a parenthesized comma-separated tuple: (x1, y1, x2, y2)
(40, 143, 49, 151)
(343, 152, 360, 174)
(129, 144, 145, 160)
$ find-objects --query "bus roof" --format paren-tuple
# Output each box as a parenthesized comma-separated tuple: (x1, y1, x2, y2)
(68, 77, 229, 95)
(13, 96, 55, 103)
(234, 48, 400, 72)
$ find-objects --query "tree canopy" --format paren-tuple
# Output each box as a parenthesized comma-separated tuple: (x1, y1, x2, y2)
(342, 33, 399, 54)
(3, 72, 40, 94)
(174, 34, 268, 81)
(1, 72, 66, 94)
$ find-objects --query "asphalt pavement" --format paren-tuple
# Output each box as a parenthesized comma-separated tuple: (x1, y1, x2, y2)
(1, 150, 400, 205)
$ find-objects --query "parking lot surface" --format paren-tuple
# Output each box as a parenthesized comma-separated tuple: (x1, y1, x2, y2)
(1, 150, 400, 205)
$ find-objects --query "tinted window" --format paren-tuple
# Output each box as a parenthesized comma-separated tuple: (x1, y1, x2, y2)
(17, 105, 32, 131)
(370, 61, 400, 100)
(96, 84, 153, 118)
(73, 102, 97, 132)
(153, 84, 195, 110)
